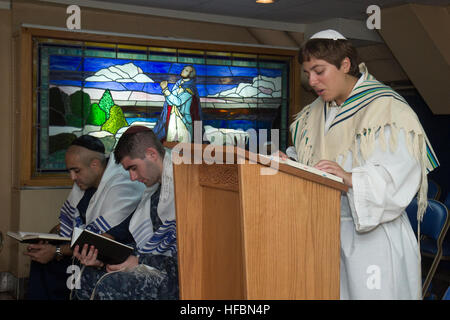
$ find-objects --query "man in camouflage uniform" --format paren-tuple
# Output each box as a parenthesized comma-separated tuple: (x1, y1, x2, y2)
(72, 126, 178, 300)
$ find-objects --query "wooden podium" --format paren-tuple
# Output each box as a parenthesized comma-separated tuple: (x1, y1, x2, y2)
(170, 143, 347, 300)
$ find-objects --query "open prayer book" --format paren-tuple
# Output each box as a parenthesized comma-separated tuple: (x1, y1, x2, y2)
(70, 227, 133, 265)
(7, 231, 71, 244)
(258, 154, 344, 183)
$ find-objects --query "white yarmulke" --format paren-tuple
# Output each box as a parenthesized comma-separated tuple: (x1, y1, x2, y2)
(310, 29, 346, 40)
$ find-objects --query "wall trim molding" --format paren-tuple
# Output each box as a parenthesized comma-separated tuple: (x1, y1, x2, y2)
(22, 23, 300, 50)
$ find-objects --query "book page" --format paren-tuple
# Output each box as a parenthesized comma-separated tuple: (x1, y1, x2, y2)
(6, 232, 22, 241)
(71, 227, 83, 247)
(279, 157, 343, 183)
(7, 231, 70, 242)
(258, 154, 344, 183)
(18, 231, 49, 237)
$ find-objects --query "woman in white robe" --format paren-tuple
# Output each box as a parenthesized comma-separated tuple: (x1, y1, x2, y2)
(289, 30, 439, 299)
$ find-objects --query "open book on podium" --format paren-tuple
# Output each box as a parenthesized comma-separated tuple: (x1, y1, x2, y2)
(166, 142, 347, 300)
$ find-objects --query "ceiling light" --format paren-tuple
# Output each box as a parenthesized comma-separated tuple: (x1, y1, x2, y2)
(256, 0, 278, 4)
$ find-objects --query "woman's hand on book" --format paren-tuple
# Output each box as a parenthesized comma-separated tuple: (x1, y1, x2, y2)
(314, 160, 353, 188)
(73, 244, 104, 268)
(272, 150, 289, 160)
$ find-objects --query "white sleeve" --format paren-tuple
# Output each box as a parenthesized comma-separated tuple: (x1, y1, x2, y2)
(348, 126, 421, 233)
(286, 146, 299, 161)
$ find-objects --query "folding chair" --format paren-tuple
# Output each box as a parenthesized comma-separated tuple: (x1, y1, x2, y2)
(427, 179, 441, 200)
(442, 286, 450, 300)
(405, 198, 449, 298)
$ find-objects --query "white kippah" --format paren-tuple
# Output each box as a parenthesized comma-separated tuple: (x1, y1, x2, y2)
(310, 29, 347, 40)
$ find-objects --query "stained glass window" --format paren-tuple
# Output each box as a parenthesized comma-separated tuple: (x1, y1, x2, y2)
(33, 37, 290, 174)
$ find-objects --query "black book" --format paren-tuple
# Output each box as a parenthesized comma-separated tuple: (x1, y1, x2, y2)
(7, 231, 71, 244)
(70, 227, 133, 265)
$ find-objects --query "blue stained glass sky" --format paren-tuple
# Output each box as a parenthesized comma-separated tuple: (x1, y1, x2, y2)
(142, 82, 167, 93)
(48, 54, 284, 97)
(49, 55, 83, 71)
(49, 55, 283, 77)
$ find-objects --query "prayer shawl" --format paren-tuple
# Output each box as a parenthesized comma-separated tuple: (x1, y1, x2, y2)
(129, 150, 177, 257)
(59, 153, 146, 237)
(290, 63, 439, 222)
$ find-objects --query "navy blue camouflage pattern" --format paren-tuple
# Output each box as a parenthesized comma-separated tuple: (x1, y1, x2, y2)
(72, 254, 178, 300)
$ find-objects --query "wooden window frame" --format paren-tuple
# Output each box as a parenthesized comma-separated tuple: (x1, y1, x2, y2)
(19, 27, 301, 187)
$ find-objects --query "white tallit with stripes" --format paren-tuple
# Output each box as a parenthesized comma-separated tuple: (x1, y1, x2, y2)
(290, 63, 439, 223)
(59, 153, 145, 237)
(128, 150, 177, 257)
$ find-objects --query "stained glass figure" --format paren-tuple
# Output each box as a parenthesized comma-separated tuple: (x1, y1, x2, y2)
(153, 65, 202, 143)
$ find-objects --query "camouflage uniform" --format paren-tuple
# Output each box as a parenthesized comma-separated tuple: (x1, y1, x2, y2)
(72, 253, 178, 300)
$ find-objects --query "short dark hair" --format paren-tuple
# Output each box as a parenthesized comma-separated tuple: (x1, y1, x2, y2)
(68, 135, 106, 167)
(114, 127, 165, 164)
(70, 135, 105, 154)
(299, 39, 360, 78)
